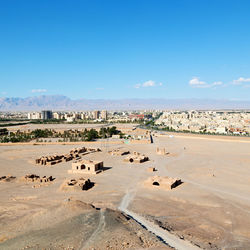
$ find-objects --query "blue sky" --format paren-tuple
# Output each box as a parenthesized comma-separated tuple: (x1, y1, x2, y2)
(0, 0, 250, 100)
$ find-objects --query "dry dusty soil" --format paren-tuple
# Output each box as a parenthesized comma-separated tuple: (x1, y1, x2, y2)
(0, 127, 250, 249)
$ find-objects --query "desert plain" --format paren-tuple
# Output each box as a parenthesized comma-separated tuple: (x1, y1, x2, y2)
(0, 124, 250, 249)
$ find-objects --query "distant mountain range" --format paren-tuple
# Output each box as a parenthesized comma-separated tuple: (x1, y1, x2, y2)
(0, 95, 250, 111)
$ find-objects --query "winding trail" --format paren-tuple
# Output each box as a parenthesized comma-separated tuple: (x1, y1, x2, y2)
(118, 190, 200, 250)
(80, 209, 106, 250)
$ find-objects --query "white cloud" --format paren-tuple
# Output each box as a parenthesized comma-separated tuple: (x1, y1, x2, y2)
(31, 89, 47, 93)
(233, 77, 250, 85)
(189, 77, 224, 88)
(212, 81, 223, 86)
(142, 80, 155, 87)
(189, 77, 206, 86)
(189, 76, 250, 89)
(95, 87, 104, 90)
(134, 80, 163, 88)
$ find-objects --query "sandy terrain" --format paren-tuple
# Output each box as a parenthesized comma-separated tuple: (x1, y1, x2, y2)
(5, 122, 136, 132)
(0, 127, 250, 249)
(157, 131, 250, 143)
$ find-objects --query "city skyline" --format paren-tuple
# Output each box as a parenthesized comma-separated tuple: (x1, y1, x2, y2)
(0, 0, 250, 100)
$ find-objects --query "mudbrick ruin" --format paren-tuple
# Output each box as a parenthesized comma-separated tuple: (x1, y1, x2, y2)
(147, 167, 157, 172)
(156, 147, 168, 155)
(108, 149, 130, 156)
(0, 175, 16, 182)
(144, 176, 182, 190)
(21, 174, 55, 183)
(61, 178, 94, 191)
(124, 151, 149, 163)
(69, 159, 104, 174)
(35, 146, 101, 166)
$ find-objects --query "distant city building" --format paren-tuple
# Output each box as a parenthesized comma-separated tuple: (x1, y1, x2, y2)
(93, 110, 100, 120)
(155, 110, 250, 135)
(66, 116, 74, 122)
(28, 112, 41, 120)
(41, 110, 53, 120)
(3, 109, 250, 136)
(80, 113, 86, 120)
(129, 114, 144, 120)
(101, 110, 108, 120)
(53, 112, 62, 120)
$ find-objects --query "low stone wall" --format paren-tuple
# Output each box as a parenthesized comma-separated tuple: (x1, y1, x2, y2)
(128, 139, 151, 144)
(0, 139, 152, 146)
(0, 141, 123, 146)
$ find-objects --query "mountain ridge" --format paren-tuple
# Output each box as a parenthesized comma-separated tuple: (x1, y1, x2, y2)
(0, 95, 250, 111)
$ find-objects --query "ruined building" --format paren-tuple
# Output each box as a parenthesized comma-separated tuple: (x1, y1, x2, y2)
(147, 167, 157, 172)
(65, 178, 94, 191)
(144, 176, 182, 190)
(35, 154, 65, 165)
(22, 174, 55, 183)
(0, 175, 16, 182)
(108, 149, 130, 156)
(124, 151, 149, 163)
(156, 147, 168, 155)
(68, 160, 104, 174)
(35, 147, 101, 166)
(70, 147, 87, 155)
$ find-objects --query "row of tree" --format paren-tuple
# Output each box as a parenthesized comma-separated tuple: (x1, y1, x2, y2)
(0, 126, 121, 143)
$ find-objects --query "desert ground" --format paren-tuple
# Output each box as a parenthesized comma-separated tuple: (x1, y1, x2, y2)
(0, 125, 250, 249)
(5, 123, 135, 133)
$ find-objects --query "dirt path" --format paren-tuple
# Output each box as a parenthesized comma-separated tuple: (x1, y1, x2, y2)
(118, 190, 200, 250)
(118, 189, 136, 211)
(80, 209, 106, 250)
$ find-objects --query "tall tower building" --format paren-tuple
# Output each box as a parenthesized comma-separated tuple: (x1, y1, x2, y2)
(101, 110, 108, 120)
(41, 110, 53, 120)
(93, 110, 100, 120)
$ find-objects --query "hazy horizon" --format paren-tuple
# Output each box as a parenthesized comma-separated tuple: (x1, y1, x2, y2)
(1, 94, 250, 111)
